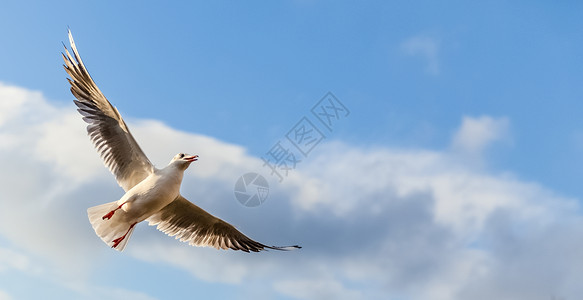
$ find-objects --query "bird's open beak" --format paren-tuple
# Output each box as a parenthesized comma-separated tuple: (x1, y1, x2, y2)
(185, 155, 198, 162)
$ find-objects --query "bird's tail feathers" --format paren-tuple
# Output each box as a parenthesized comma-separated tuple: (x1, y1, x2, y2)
(87, 201, 135, 252)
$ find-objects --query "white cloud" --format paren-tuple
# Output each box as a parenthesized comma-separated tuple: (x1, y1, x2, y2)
(129, 241, 252, 284)
(0, 247, 33, 273)
(1, 82, 583, 300)
(0, 290, 12, 300)
(451, 115, 510, 156)
(73, 285, 160, 300)
(401, 35, 441, 75)
(273, 278, 363, 300)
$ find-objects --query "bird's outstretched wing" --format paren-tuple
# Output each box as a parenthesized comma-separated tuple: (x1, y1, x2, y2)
(148, 195, 301, 252)
(63, 30, 154, 191)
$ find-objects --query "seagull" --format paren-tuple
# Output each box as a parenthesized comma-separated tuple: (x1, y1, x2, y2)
(62, 30, 300, 252)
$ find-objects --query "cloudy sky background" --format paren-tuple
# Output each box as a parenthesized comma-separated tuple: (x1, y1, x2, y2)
(1, 1, 583, 299)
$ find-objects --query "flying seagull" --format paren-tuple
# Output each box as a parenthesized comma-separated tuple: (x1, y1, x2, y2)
(62, 30, 300, 252)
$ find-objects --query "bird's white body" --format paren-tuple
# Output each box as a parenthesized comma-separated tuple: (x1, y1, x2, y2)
(117, 163, 184, 222)
(87, 156, 195, 250)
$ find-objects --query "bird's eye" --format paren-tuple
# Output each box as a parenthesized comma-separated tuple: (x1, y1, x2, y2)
(179, 153, 185, 158)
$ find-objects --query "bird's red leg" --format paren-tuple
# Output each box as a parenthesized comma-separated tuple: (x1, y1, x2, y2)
(112, 222, 137, 249)
(102, 202, 127, 220)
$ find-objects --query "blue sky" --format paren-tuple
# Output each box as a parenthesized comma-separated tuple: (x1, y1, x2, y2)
(1, 1, 583, 299)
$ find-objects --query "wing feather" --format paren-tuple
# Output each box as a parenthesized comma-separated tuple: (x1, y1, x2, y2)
(63, 30, 153, 191)
(148, 195, 301, 252)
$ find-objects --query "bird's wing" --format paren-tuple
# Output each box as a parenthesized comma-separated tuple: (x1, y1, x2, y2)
(63, 30, 154, 191)
(147, 195, 301, 252)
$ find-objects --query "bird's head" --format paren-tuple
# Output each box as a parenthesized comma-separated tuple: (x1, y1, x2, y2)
(170, 153, 198, 170)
